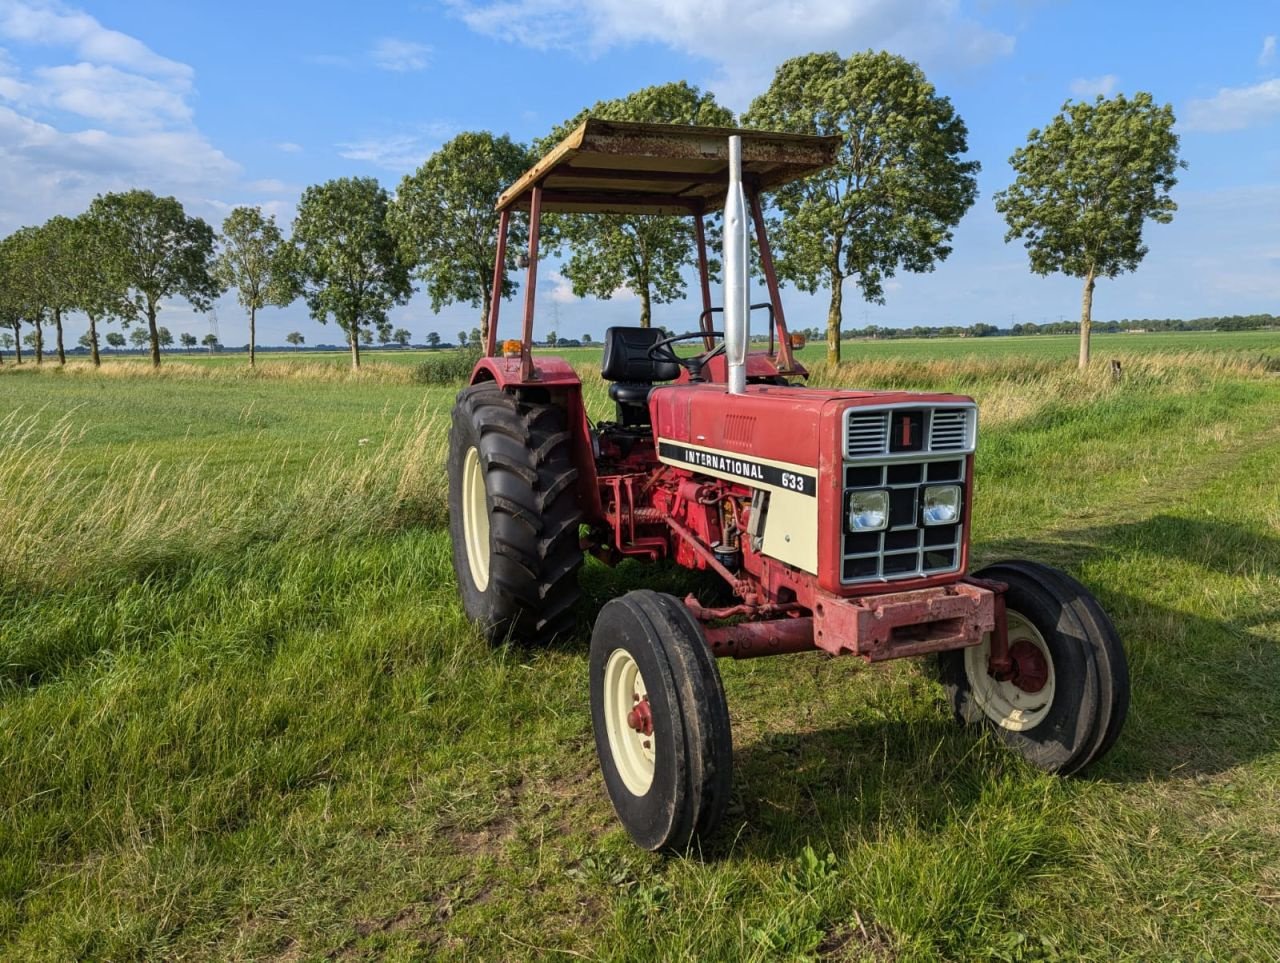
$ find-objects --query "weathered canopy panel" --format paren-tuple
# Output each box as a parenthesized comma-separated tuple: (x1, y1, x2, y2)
(495, 119, 840, 215)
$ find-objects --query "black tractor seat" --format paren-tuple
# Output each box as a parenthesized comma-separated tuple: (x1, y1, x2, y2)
(601, 326, 679, 426)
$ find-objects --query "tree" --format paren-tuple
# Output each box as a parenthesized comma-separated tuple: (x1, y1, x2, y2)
(0, 234, 25, 363)
(180, 332, 198, 351)
(32, 216, 81, 365)
(88, 190, 219, 367)
(392, 327, 412, 347)
(0, 332, 15, 361)
(157, 326, 174, 351)
(426, 331, 440, 348)
(105, 331, 126, 351)
(68, 211, 131, 368)
(744, 52, 979, 363)
(546, 330, 558, 347)
(544, 82, 734, 328)
(377, 326, 392, 345)
(390, 132, 531, 346)
(216, 206, 298, 368)
(292, 177, 412, 369)
(359, 327, 373, 346)
(202, 333, 219, 351)
(457, 330, 467, 348)
(285, 331, 305, 349)
(581, 333, 592, 344)
(3, 227, 49, 364)
(994, 93, 1183, 368)
(130, 327, 150, 349)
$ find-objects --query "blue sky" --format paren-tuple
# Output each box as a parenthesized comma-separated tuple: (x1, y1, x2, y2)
(0, 0, 1278, 347)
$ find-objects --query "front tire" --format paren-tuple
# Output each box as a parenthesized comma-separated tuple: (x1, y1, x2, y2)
(590, 591, 732, 852)
(447, 384, 583, 645)
(939, 560, 1129, 775)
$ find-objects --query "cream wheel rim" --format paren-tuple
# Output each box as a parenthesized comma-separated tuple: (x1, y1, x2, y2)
(964, 609, 1056, 732)
(461, 446, 490, 592)
(603, 648, 656, 795)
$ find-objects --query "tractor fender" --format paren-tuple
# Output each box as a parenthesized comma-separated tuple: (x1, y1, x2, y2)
(469, 355, 603, 523)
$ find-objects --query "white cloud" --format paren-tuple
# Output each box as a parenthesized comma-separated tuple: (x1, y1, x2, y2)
(0, 0, 191, 81)
(1184, 78, 1280, 132)
(447, 0, 1015, 108)
(371, 38, 431, 72)
(33, 62, 192, 129)
(1069, 74, 1117, 98)
(547, 270, 575, 303)
(1260, 35, 1276, 67)
(276, 140, 303, 153)
(337, 123, 456, 171)
(0, 104, 238, 228)
(0, 2, 241, 234)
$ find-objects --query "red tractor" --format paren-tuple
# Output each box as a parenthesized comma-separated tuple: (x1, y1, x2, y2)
(448, 120, 1128, 851)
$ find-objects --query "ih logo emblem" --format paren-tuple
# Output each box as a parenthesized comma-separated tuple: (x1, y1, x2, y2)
(890, 410, 925, 453)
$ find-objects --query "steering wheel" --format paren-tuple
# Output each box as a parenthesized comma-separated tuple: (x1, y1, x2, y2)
(647, 330, 725, 382)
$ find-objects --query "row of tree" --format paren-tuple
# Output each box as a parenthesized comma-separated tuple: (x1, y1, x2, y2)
(0, 51, 1186, 372)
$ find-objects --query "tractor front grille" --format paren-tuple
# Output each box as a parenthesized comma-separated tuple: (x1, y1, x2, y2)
(840, 457, 967, 584)
(839, 403, 977, 586)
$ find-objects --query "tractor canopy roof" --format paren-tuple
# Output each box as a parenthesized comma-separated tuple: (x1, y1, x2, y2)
(495, 119, 840, 216)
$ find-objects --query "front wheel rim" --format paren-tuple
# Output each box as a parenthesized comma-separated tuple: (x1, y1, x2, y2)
(964, 609, 1057, 731)
(461, 446, 490, 591)
(603, 648, 656, 795)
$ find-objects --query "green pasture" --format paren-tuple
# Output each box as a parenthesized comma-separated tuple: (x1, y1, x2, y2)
(74, 327, 1280, 372)
(0, 341, 1278, 960)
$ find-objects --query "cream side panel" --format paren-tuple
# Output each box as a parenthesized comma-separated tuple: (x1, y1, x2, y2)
(759, 488, 819, 574)
(656, 438, 820, 575)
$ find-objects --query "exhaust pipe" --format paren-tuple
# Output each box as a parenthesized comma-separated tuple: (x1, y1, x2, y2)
(724, 135, 748, 395)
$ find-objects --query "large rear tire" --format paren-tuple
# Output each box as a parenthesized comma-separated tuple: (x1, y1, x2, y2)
(447, 384, 583, 645)
(939, 560, 1129, 775)
(590, 591, 732, 852)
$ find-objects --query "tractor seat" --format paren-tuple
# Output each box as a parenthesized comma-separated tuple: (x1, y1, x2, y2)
(601, 326, 680, 427)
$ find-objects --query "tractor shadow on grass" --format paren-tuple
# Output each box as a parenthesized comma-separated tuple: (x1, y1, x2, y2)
(974, 513, 1280, 784)
(575, 514, 1279, 860)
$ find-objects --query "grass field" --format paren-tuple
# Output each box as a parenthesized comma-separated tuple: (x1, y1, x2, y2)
(80, 328, 1280, 372)
(1, 331, 1279, 960)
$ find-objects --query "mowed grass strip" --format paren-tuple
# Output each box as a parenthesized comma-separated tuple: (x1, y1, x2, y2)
(0, 344, 1278, 960)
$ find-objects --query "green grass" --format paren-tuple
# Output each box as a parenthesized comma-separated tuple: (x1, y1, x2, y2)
(79, 327, 1280, 371)
(1, 341, 1279, 960)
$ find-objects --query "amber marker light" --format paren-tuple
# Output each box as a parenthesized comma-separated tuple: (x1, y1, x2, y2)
(502, 339, 523, 358)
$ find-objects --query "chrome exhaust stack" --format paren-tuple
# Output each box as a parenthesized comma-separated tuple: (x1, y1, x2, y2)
(724, 134, 748, 395)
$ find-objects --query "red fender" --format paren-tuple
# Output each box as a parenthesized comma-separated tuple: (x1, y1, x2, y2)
(468, 356, 604, 522)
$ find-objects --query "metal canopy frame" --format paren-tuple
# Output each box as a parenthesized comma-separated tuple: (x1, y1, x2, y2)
(484, 119, 840, 381)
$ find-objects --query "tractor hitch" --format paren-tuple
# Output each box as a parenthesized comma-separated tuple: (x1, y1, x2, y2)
(693, 581, 1000, 664)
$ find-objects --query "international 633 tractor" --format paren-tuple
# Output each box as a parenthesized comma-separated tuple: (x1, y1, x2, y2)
(448, 121, 1129, 851)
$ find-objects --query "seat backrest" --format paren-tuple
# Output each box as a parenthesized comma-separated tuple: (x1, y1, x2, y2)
(601, 326, 680, 383)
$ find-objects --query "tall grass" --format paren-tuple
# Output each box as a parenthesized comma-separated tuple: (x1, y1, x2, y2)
(0, 404, 448, 596)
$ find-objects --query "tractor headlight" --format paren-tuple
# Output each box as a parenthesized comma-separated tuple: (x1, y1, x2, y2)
(922, 485, 961, 526)
(847, 490, 888, 532)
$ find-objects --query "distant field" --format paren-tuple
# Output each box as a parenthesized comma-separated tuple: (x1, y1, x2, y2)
(1, 345, 1279, 960)
(81, 328, 1280, 371)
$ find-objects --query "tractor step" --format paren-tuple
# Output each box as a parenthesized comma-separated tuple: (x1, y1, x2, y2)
(698, 582, 998, 663)
(814, 582, 997, 661)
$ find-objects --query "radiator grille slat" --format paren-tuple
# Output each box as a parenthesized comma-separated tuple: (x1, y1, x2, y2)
(843, 404, 976, 460)
(845, 412, 889, 458)
(928, 408, 971, 452)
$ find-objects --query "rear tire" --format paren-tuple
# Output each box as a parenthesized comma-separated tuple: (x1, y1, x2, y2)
(939, 560, 1129, 775)
(447, 384, 583, 645)
(589, 591, 732, 852)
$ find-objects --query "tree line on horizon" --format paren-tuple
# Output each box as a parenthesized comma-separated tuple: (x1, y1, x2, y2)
(0, 51, 1188, 372)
